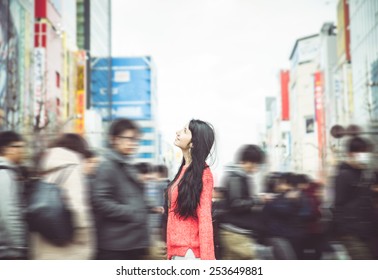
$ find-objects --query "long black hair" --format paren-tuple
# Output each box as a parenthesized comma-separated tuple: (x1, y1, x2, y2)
(169, 119, 215, 219)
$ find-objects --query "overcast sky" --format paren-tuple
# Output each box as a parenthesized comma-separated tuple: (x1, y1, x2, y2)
(111, 0, 337, 182)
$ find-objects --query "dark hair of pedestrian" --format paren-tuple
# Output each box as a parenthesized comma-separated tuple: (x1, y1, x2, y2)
(347, 136, 373, 153)
(236, 144, 265, 164)
(136, 162, 152, 175)
(294, 173, 311, 185)
(155, 164, 168, 178)
(108, 118, 140, 138)
(264, 172, 282, 193)
(83, 150, 97, 159)
(0, 131, 24, 155)
(50, 133, 89, 157)
(169, 119, 215, 219)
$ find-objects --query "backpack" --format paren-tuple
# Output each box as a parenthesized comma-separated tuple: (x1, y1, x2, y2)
(26, 164, 76, 246)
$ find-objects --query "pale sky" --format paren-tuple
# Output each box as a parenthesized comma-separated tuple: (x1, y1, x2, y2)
(111, 0, 337, 183)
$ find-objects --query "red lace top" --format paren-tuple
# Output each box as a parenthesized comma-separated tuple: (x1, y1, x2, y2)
(166, 166, 215, 260)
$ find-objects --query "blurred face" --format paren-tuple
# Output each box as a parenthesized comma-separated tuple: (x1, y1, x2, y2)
(241, 161, 259, 174)
(113, 129, 140, 155)
(4, 141, 26, 164)
(350, 152, 371, 169)
(275, 182, 292, 193)
(174, 124, 192, 150)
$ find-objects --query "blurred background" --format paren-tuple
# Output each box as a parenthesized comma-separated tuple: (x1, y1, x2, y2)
(1, 0, 378, 188)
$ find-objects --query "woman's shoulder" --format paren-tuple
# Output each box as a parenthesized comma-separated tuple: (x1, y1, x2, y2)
(41, 147, 81, 169)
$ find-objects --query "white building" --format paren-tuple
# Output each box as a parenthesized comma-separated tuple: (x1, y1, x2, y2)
(349, 0, 378, 124)
(289, 34, 320, 177)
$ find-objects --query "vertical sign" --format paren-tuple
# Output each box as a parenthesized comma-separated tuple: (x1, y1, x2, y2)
(34, 47, 46, 128)
(75, 50, 86, 134)
(314, 72, 325, 161)
(280, 70, 290, 121)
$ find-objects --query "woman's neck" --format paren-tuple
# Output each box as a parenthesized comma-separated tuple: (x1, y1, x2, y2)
(183, 150, 192, 167)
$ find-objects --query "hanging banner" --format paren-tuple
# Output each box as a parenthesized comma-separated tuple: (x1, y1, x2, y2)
(314, 72, 325, 161)
(280, 70, 290, 121)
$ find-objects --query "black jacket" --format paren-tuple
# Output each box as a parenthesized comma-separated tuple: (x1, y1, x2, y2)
(220, 167, 261, 231)
(333, 162, 378, 238)
(91, 150, 149, 251)
(263, 192, 312, 239)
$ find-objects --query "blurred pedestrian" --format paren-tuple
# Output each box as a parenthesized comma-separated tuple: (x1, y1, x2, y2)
(0, 131, 27, 259)
(218, 144, 266, 260)
(30, 133, 94, 259)
(91, 118, 149, 260)
(145, 164, 170, 260)
(332, 136, 378, 259)
(166, 119, 216, 260)
(262, 172, 303, 259)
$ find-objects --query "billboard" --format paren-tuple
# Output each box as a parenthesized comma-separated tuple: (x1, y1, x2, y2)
(91, 56, 153, 121)
(337, 0, 351, 62)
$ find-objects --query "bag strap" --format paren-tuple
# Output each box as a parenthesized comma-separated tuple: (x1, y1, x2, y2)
(38, 164, 74, 176)
(54, 164, 77, 186)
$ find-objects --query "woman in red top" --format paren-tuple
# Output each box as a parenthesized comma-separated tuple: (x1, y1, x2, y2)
(166, 119, 216, 260)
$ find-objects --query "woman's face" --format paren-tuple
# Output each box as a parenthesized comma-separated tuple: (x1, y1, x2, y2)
(174, 123, 192, 150)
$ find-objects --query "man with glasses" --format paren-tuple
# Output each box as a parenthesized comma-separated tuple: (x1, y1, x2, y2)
(0, 131, 27, 259)
(91, 118, 150, 260)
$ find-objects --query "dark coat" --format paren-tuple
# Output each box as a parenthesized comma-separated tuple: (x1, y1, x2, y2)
(263, 192, 309, 239)
(220, 167, 261, 232)
(333, 162, 378, 239)
(91, 149, 149, 251)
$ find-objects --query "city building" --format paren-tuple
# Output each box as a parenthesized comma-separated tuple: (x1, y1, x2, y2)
(289, 34, 320, 176)
(349, 0, 378, 124)
(0, 0, 34, 131)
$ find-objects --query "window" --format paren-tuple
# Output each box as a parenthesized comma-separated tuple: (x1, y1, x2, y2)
(305, 117, 314, 134)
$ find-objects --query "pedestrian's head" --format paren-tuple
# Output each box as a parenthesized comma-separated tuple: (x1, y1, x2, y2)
(136, 162, 154, 182)
(0, 131, 26, 164)
(154, 164, 169, 179)
(264, 172, 282, 193)
(236, 144, 265, 174)
(346, 136, 373, 168)
(275, 172, 294, 193)
(174, 119, 215, 164)
(51, 133, 89, 158)
(108, 118, 140, 156)
(294, 173, 311, 190)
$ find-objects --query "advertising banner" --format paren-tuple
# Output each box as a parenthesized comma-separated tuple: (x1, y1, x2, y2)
(280, 70, 290, 121)
(75, 50, 86, 134)
(91, 57, 152, 121)
(314, 72, 325, 160)
(34, 47, 47, 128)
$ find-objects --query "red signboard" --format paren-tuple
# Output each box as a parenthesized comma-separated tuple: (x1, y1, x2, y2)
(35, 0, 47, 18)
(314, 72, 325, 160)
(280, 70, 290, 121)
(343, 0, 351, 62)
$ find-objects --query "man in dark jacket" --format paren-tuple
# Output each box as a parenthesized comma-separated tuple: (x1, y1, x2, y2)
(333, 136, 378, 259)
(0, 131, 27, 259)
(91, 118, 149, 260)
(218, 144, 265, 259)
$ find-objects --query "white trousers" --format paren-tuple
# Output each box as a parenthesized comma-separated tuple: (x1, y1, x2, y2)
(172, 249, 200, 260)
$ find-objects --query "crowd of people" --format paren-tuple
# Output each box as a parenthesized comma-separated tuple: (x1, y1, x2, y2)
(1, 117, 378, 260)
